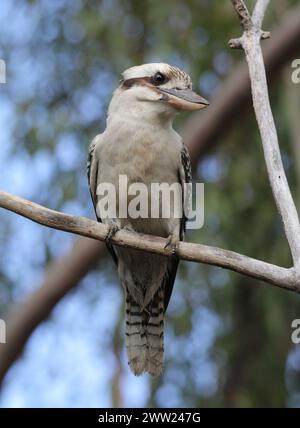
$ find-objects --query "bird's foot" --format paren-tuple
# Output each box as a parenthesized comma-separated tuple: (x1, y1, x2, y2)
(105, 220, 120, 244)
(122, 223, 136, 233)
(164, 234, 179, 257)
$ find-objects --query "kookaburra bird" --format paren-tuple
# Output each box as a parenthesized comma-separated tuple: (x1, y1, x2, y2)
(87, 63, 208, 376)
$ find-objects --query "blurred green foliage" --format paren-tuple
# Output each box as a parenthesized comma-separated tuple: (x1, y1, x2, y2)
(0, 0, 300, 407)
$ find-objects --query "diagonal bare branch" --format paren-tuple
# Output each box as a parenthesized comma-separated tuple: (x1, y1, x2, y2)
(0, 190, 298, 293)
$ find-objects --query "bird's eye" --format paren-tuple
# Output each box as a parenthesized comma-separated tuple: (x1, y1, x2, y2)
(152, 72, 166, 85)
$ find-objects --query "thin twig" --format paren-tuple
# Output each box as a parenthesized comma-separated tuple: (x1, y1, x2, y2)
(231, 0, 252, 31)
(229, 0, 271, 48)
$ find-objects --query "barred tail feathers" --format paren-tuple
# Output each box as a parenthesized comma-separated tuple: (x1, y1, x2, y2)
(145, 285, 164, 376)
(125, 287, 165, 376)
(125, 291, 147, 376)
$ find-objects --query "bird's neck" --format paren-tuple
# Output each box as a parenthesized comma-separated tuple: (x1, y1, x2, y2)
(107, 96, 175, 131)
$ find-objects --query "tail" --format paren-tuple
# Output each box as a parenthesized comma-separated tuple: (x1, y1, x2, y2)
(125, 286, 164, 376)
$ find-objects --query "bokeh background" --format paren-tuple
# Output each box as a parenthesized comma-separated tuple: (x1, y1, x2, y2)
(0, 0, 300, 408)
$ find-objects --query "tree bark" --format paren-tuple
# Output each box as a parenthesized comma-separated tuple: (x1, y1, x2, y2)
(0, 190, 297, 291)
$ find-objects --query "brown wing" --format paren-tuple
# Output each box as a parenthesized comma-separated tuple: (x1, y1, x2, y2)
(87, 139, 118, 265)
(163, 144, 192, 311)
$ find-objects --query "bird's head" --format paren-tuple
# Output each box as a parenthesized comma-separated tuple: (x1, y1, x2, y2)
(108, 63, 209, 121)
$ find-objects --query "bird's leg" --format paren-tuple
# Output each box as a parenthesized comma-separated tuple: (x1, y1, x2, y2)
(105, 219, 120, 244)
(164, 233, 180, 256)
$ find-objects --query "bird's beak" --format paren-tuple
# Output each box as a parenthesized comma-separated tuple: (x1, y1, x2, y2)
(159, 87, 209, 112)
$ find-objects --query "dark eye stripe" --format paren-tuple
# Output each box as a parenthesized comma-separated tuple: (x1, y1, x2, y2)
(122, 76, 152, 89)
(121, 75, 169, 90)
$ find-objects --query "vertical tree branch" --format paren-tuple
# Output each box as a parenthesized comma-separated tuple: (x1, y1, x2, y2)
(284, 70, 300, 208)
(230, 0, 300, 270)
(252, 0, 270, 28)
